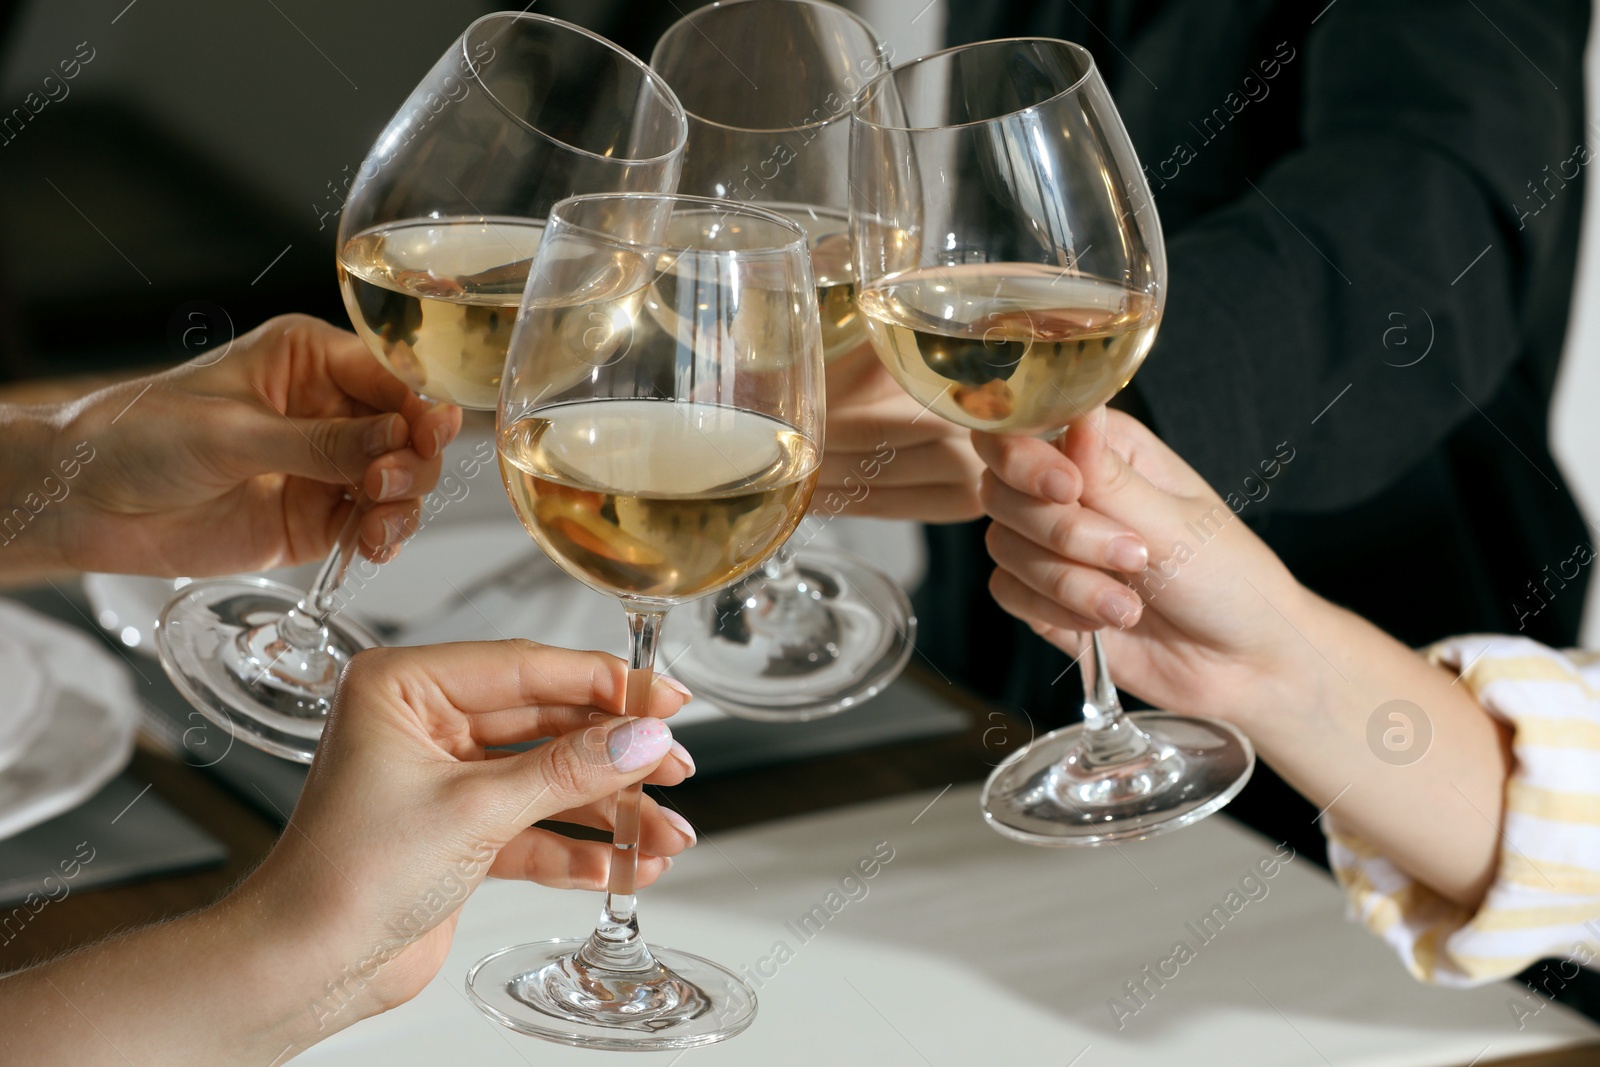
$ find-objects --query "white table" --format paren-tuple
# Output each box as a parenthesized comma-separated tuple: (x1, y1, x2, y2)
(299, 785, 1598, 1066)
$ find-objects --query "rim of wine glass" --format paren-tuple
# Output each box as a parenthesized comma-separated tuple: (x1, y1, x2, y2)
(544, 191, 811, 257)
(851, 36, 1099, 133)
(649, 0, 890, 136)
(458, 12, 689, 167)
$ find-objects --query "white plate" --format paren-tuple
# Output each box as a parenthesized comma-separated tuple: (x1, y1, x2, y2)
(0, 631, 51, 775)
(0, 601, 137, 842)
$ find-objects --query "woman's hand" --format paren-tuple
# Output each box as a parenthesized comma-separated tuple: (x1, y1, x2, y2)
(977, 410, 1514, 908)
(974, 408, 1311, 729)
(817, 344, 984, 523)
(1, 640, 699, 1065)
(243, 640, 699, 1026)
(15, 314, 462, 578)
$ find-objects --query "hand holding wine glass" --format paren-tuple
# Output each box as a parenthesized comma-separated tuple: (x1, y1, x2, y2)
(851, 38, 1253, 844)
(975, 409, 1310, 714)
(11, 314, 457, 582)
(157, 13, 687, 764)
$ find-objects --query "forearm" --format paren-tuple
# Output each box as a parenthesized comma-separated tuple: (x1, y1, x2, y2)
(0, 894, 334, 1065)
(1245, 587, 1511, 908)
(0, 402, 73, 579)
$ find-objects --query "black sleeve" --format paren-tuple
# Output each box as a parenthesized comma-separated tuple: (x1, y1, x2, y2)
(1136, 0, 1589, 514)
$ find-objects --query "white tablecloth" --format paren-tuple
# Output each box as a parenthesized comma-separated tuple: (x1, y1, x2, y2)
(298, 785, 1598, 1066)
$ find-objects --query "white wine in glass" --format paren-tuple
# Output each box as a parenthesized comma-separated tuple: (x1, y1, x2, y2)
(650, 0, 913, 723)
(468, 193, 824, 1051)
(852, 38, 1254, 845)
(855, 263, 1158, 435)
(157, 14, 685, 763)
(500, 399, 819, 599)
(338, 216, 543, 411)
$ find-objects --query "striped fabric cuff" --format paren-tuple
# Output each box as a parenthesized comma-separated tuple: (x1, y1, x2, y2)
(1323, 635, 1600, 986)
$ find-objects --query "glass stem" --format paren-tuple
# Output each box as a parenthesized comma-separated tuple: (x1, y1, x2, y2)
(277, 500, 366, 649)
(582, 605, 664, 972)
(1076, 631, 1151, 767)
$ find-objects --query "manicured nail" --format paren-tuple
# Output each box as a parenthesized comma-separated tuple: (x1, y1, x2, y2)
(606, 717, 674, 772)
(1097, 590, 1141, 628)
(432, 426, 448, 457)
(380, 516, 405, 548)
(660, 807, 697, 844)
(1041, 469, 1077, 505)
(1106, 536, 1148, 572)
(661, 855, 674, 871)
(378, 467, 413, 501)
(669, 740, 696, 776)
(658, 675, 693, 699)
(365, 415, 403, 456)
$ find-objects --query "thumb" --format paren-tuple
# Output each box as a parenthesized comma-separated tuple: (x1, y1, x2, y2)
(1062, 408, 1222, 557)
(230, 407, 409, 488)
(486, 716, 675, 833)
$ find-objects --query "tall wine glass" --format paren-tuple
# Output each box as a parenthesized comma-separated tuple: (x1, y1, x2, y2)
(851, 39, 1254, 845)
(648, 0, 913, 723)
(156, 14, 687, 763)
(468, 193, 824, 1049)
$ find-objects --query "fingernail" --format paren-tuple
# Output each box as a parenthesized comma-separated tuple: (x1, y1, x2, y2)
(365, 415, 403, 456)
(380, 516, 405, 547)
(1106, 536, 1148, 572)
(658, 675, 693, 699)
(669, 740, 696, 776)
(1041, 469, 1077, 505)
(432, 426, 448, 457)
(1097, 590, 1141, 628)
(661, 855, 674, 871)
(606, 717, 674, 772)
(378, 467, 413, 501)
(660, 807, 697, 844)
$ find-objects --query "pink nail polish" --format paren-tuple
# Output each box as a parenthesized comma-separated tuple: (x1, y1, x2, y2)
(658, 675, 693, 699)
(1106, 536, 1148, 572)
(606, 718, 674, 772)
(1097, 590, 1141, 628)
(660, 807, 697, 844)
(669, 740, 696, 776)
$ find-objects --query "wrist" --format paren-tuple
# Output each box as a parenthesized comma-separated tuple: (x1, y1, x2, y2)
(206, 877, 368, 1056)
(0, 402, 73, 573)
(1228, 575, 1343, 738)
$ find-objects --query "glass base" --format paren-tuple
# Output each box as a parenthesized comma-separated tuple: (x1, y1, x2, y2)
(156, 577, 379, 763)
(663, 546, 914, 722)
(980, 711, 1254, 846)
(466, 938, 757, 1051)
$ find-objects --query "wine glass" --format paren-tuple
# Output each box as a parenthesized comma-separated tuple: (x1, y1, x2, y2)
(850, 39, 1254, 844)
(648, 0, 914, 722)
(156, 14, 688, 763)
(467, 192, 824, 1049)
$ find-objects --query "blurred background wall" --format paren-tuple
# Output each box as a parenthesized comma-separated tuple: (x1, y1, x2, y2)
(3, 0, 1597, 641)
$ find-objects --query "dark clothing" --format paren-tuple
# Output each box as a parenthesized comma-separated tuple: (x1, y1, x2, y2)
(924, 0, 1597, 1018)
(923, 0, 1592, 853)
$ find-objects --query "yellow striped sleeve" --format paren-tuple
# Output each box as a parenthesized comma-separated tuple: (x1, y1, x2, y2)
(1325, 635, 1600, 987)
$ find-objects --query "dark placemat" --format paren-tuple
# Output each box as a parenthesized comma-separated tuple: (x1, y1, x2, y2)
(0, 773, 227, 909)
